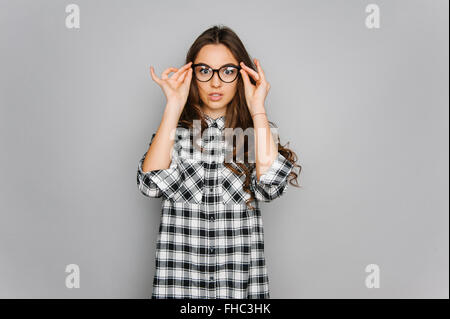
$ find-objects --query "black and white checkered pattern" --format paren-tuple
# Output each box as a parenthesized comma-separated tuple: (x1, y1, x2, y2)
(137, 115, 294, 299)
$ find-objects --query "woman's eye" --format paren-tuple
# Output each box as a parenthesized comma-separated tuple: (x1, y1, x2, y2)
(200, 68, 210, 74)
(224, 68, 235, 75)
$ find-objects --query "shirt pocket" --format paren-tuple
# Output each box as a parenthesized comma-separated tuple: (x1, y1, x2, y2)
(171, 158, 204, 204)
(220, 162, 251, 205)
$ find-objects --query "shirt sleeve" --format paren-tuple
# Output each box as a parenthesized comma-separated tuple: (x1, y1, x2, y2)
(251, 152, 294, 202)
(136, 133, 181, 199)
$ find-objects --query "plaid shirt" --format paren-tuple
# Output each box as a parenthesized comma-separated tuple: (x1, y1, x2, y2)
(137, 115, 294, 299)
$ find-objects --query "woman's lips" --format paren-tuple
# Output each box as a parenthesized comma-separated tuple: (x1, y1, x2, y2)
(208, 94, 223, 101)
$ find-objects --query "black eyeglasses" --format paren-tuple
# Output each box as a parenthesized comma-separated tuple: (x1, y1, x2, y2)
(191, 63, 241, 83)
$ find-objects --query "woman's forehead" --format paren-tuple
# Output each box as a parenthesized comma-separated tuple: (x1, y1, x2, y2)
(194, 44, 238, 67)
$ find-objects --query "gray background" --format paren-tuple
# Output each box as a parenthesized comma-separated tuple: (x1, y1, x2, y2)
(0, 0, 448, 298)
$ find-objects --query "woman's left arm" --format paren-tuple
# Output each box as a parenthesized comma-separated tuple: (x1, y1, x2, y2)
(240, 58, 294, 202)
(250, 107, 278, 181)
(240, 58, 279, 180)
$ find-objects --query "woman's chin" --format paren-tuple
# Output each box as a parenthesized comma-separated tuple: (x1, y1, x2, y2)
(204, 102, 227, 110)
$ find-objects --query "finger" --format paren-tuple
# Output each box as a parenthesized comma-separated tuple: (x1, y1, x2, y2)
(150, 66, 162, 85)
(240, 61, 259, 81)
(177, 68, 189, 83)
(254, 58, 266, 81)
(240, 62, 260, 82)
(172, 62, 192, 81)
(162, 67, 178, 80)
(240, 69, 253, 94)
(182, 68, 193, 86)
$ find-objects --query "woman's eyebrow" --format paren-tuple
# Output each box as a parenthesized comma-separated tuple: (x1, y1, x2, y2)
(196, 62, 238, 68)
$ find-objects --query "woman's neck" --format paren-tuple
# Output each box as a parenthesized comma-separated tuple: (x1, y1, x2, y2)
(201, 105, 227, 120)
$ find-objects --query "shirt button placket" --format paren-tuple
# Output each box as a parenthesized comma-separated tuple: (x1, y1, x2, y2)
(208, 224, 216, 298)
(205, 127, 222, 299)
(205, 163, 217, 298)
(209, 205, 217, 298)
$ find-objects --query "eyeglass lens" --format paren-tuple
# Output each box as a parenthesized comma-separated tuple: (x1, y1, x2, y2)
(193, 65, 239, 82)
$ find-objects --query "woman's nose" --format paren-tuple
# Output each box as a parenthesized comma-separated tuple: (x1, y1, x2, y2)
(211, 72, 221, 86)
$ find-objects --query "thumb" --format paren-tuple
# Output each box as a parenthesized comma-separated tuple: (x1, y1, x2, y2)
(183, 68, 193, 86)
(240, 69, 252, 96)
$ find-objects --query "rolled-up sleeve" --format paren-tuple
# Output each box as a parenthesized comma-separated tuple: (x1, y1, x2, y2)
(251, 152, 294, 202)
(136, 134, 181, 199)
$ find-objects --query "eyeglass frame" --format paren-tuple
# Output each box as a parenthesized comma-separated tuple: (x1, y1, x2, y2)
(191, 63, 242, 83)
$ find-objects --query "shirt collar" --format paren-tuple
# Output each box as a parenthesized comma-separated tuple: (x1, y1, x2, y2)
(204, 114, 226, 130)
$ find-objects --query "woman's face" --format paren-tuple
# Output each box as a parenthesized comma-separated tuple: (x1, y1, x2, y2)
(193, 44, 239, 117)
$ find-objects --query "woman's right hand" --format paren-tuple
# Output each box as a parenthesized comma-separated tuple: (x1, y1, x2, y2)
(150, 62, 193, 108)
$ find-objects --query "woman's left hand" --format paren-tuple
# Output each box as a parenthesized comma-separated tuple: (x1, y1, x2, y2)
(240, 58, 271, 113)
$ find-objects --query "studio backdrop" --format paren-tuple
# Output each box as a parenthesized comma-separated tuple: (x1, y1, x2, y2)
(0, 0, 448, 298)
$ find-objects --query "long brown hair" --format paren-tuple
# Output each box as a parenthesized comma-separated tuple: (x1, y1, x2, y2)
(178, 25, 302, 208)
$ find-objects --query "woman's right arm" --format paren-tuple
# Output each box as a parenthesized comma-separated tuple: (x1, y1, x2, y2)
(142, 61, 192, 172)
(141, 102, 183, 172)
(137, 61, 193, 198)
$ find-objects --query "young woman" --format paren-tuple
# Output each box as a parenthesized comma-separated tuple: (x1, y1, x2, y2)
(137, 25, 301, 299)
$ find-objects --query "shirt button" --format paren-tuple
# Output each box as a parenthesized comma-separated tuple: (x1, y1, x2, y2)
(209, 216, 215, 221)
(210, 276, 214, 281)
(209, 247, 215, 253)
